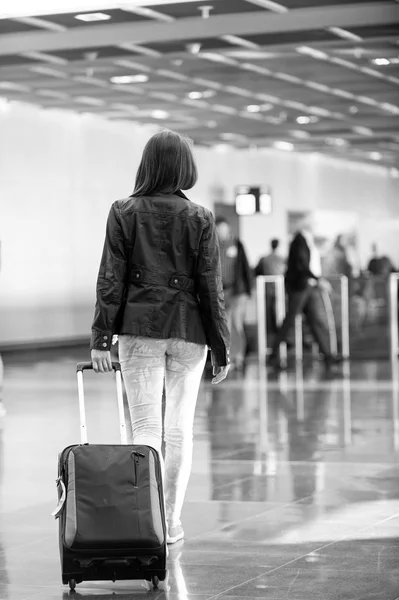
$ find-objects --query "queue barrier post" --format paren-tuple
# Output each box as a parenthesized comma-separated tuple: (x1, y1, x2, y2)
(256, 275, 286, 363)
(390, 274, 399, 360)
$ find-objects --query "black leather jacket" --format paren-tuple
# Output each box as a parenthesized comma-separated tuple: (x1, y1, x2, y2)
(91, 192, 230, 367)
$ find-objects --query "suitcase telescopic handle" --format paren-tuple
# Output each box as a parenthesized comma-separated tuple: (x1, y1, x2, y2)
(76, 361, 127, 445)
(76, 361, 121, 372)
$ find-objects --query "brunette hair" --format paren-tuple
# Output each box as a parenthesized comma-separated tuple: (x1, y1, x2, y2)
(132, 130, 197, 196)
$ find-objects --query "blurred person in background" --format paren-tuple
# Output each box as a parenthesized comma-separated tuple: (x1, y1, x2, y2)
(323, 234, 354, 280)
(255, 239, 286, 278)
(89, 130, 230, 545)
(268, 216, 342, 372)
(0, 243, 5, 425)
(215, 217, 252, 371)
(0, 356, 5, 427)
(367, 243, 396, 276)
(255, 239, 286, 336)
(363, 242, 397, 329)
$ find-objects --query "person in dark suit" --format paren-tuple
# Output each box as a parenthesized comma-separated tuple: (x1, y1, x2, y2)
(268, 217, 341, 370)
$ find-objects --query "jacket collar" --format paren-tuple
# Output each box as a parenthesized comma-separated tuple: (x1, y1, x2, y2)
(175, 190, 189, 200)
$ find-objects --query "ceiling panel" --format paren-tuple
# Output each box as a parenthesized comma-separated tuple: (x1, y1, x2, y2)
(49, 46, 141, 61)
(245, 29, 339, 46)
(348, 22, 399, 37)
(148, 39, 237, 55)
(0, 55, 40, 67)
(0, 20, 40, 34)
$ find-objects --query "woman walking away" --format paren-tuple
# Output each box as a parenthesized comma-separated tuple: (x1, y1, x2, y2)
(90, 130, 230, 544)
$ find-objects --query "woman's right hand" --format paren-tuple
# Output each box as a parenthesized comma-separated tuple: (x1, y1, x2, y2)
(212, 365, 230, 385)
(91, 349, 113, 373)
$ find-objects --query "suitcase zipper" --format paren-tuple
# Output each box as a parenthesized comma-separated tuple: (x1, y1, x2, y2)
(152, 448, 167, 545)
(131, 451, 145, 487)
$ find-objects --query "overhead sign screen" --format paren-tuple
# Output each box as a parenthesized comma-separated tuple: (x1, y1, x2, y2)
(235, 186, 272, 216)
(259, 190, 272, 214)
(236, 193, 257, 216)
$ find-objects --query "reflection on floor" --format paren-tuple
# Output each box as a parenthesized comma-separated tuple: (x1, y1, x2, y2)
(0, 348, 399, 599)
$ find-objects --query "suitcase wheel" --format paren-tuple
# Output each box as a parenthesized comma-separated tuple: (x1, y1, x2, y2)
(152, 576, 160, 589)
(69, 579, 77, 591)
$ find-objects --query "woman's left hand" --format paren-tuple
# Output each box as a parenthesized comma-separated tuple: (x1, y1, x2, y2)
(91, 349, 113, 373)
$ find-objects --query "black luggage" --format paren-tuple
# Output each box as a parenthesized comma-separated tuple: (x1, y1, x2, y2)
(52, 361, 167, 591)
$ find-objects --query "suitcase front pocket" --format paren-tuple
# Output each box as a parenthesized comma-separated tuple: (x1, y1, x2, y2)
(63, 446, 161, 550)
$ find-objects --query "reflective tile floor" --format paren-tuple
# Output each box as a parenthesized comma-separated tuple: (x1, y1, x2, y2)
(0, 348, 399, 599)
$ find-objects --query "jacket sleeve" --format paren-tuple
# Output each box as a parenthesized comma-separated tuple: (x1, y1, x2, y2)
(90, 202, 127, 351)
(196, 213, 230, 368)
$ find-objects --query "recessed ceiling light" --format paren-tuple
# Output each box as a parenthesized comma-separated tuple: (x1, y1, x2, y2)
(0, 81, 30, 91)
(214, 144, 231, 153)
(273, 141, 294, 151)
(353, 126, 374, 136)
(151, 110, 169, 119)
(247, 105, 261, 113)
(188, 91, 203, 100)
(290, 130, 311, 139)
(186, 43, 202, 55)
(75, 96, 105, 106)
(75, 13, 111, 22)
(325, 137, 348, 147)
(219, 133, 240, 142)
(202, 90, 216, 99)
(372, 58, 391, 66)
(370, 151, 382, 160)
(188, 90, 215, 100)
(219, 133, 248, 143)
(349, 105, 359, 114)
(296, 115, 319, 125)
(110, 74, 149, 84)
(296, 116, 311, 125)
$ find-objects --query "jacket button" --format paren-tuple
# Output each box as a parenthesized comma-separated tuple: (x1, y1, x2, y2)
(174, 279, 178, 284)
(136, 273, 140, 279)
(102, 343, 107, 348)
(103, 335, 108, 340)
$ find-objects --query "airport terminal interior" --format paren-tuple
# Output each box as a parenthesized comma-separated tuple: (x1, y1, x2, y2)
(1, 0, 399, 599)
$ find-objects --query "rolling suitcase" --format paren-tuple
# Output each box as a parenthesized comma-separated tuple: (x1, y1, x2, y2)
(52, 361, 167, 591)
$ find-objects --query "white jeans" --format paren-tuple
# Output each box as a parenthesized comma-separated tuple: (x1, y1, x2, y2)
(118, 335, 207, 528)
